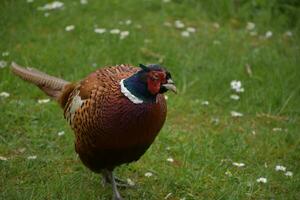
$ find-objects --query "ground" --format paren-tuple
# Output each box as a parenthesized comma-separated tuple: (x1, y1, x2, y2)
(0, 0, 299, 199)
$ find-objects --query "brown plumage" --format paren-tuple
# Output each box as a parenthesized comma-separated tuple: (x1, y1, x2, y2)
(11, 62, 176, 200)
(11, 63, 69, 99)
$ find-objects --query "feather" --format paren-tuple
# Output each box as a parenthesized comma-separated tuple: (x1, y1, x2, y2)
(139, 63, 150, 72)
(11, 62, 69, 100)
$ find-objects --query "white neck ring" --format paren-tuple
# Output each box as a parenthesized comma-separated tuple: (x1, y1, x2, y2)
(120, 79, 143, 104)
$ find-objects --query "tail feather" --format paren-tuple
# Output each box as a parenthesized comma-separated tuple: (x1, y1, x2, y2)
(11, 62, 70, 100)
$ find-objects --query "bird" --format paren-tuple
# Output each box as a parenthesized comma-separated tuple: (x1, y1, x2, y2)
(11, 62, 176, 200)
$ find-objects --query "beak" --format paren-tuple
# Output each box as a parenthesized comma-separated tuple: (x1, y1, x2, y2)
(162, 79, 177, 94)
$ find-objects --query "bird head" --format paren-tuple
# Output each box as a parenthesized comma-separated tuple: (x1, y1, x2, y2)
(139, 64, 177, 95)
(121, 64, 176, 103)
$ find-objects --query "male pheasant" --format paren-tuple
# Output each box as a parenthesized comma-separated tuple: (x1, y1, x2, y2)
(11, 62, 176, 200)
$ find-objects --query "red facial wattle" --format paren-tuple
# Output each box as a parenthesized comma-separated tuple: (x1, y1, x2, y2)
(147, 79, 161, 95)
(146, 71, 166, 95)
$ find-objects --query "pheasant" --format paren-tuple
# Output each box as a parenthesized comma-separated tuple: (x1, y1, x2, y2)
(11, 62, 176, 200)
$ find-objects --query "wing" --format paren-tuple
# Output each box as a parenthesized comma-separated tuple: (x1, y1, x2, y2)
(64, 64, 139, 143)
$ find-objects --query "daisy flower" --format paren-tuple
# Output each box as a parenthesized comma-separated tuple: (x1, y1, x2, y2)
(144, 172, 153, 177)
(256, 177, 267, 183)
(0, 92, 10, 98)
(65, 25, 75, 32)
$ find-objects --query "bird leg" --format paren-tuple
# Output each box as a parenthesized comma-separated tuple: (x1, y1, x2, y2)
(101, 170, 134, 188)
(102, 170, 124, 200)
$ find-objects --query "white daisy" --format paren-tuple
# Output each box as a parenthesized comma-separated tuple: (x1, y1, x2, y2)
(166, 157, 174, 162)
(0, 60, 7, 68)
(275, 165, 286, 172)
(201, 101, 209, 106)
(0, 156, 8, 161)
(65, 25, 75, 32)
(80, 0, 88, 5)
(174, 20, 185, 29)
(125, 20, 132, 25)
(186, 27, 196, 33)
(285, 171, 293, 177)
(27, 155, 37, 160)
(231, 111, 243, 117)
(230, 80, 244, 93)
(110, 29, 120, 34)
(38, 99, 50, 104)
(0, 92, 10, 98)
(232, 162, 245, 167)
(126, 178, 135, 186)
(144, 172, 153, 177)
(265, 31, 273, 39)
(120, 31, 129, 39)
(272, 127, 282, 132)
(231, 80, 241, 90)
(38, 1, 64, 11)
(181, 31, 190, 37)
(57, 131, 65, 136)
(94, 28, 106, 34)
(246, 22, 255, 31)
(256, 177, 267, 183)
(230, 94, 240, 100)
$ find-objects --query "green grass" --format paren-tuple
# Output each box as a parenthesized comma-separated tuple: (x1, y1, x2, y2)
(1, 0, 300, 199)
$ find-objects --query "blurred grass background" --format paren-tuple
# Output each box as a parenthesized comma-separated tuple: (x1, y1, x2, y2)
(0, 0, 299, 199)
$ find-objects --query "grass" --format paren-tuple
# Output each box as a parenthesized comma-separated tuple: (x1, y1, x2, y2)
(0, 0, 300, 199)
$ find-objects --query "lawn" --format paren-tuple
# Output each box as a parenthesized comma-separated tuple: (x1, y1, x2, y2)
(0, 0, 299, 199)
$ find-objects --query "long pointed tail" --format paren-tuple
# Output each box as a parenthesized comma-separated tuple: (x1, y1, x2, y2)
(11, 62, 70, 100)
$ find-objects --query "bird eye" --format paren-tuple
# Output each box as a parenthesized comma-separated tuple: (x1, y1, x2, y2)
(151, 76, 159, 81)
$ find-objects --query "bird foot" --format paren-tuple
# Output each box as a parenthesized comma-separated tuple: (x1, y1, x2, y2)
(103, 177, 135, 188)
(102, 172, 135, 188)
(115, 177, 136, 188)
